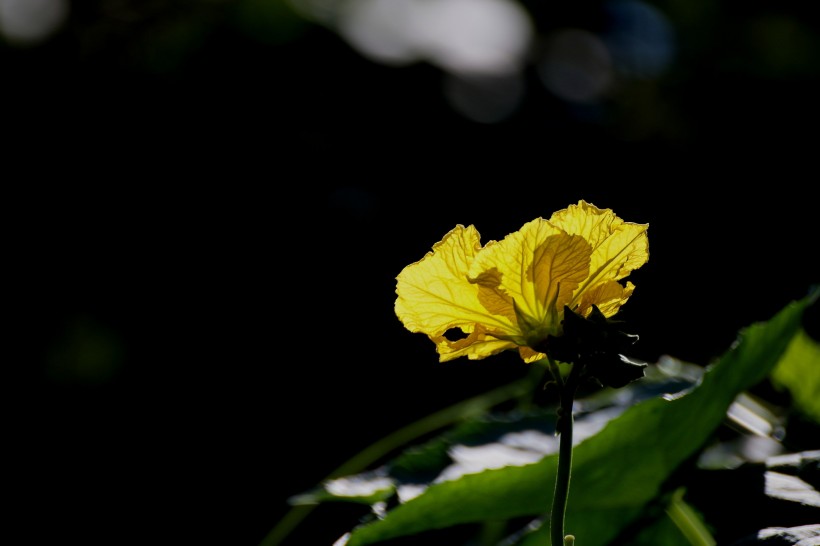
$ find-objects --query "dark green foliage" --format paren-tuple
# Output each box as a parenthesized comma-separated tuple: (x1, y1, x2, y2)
(289, 289, 819, 546)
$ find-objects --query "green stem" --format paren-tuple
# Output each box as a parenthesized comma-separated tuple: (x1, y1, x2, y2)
(550, 360, 581, 546)
(548, 359, 565, 390)
(666, 488, 716, 546)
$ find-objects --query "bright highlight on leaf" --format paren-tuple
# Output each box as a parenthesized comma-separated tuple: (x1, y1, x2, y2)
(395, 200, 649, 363)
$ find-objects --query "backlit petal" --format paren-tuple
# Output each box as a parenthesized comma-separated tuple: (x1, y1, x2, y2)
(431, 324, 519, 362)
(550, 201, 649, 316)
(395, 201, 648, 364)
(576, 280, 635, 317)
(395, 225, 520, 361)
(468, 219, 592, 343)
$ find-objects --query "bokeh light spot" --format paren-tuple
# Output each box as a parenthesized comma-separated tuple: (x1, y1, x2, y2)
(413, 0, 533, 76)
(604, 0, 675, 79)
(338, 0, 421, 66)
(538, 28, 613, 104)
(333, 0, 534, 76)
(0, 0, 69, 46)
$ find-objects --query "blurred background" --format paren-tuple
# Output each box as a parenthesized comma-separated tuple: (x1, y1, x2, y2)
(4, 0, 818, 545)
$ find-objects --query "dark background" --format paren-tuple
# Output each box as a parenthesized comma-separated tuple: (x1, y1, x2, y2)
(5, 1, 818, 545)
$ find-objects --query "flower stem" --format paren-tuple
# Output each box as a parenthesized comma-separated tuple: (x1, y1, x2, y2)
(550, 360, 581, 546)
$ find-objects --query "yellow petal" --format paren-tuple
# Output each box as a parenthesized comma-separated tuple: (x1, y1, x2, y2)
(468, 219, 592, 344)
(431, 324, 519, 362)
(576, 280, 635, 318)
(395, 201, 648, 364)
(395, 225, 520, 361)
(518, 346, 547, 364)
(550, 200, 649, 316)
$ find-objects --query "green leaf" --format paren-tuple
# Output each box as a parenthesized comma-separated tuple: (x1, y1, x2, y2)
(294, 362, 701, 506)
(342, 293, 814, 546)
(617, 488, 714, 546)
(771, 327, 820, 423)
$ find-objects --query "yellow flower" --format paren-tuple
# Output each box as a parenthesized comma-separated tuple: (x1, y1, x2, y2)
(394, 200, 649, 364)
